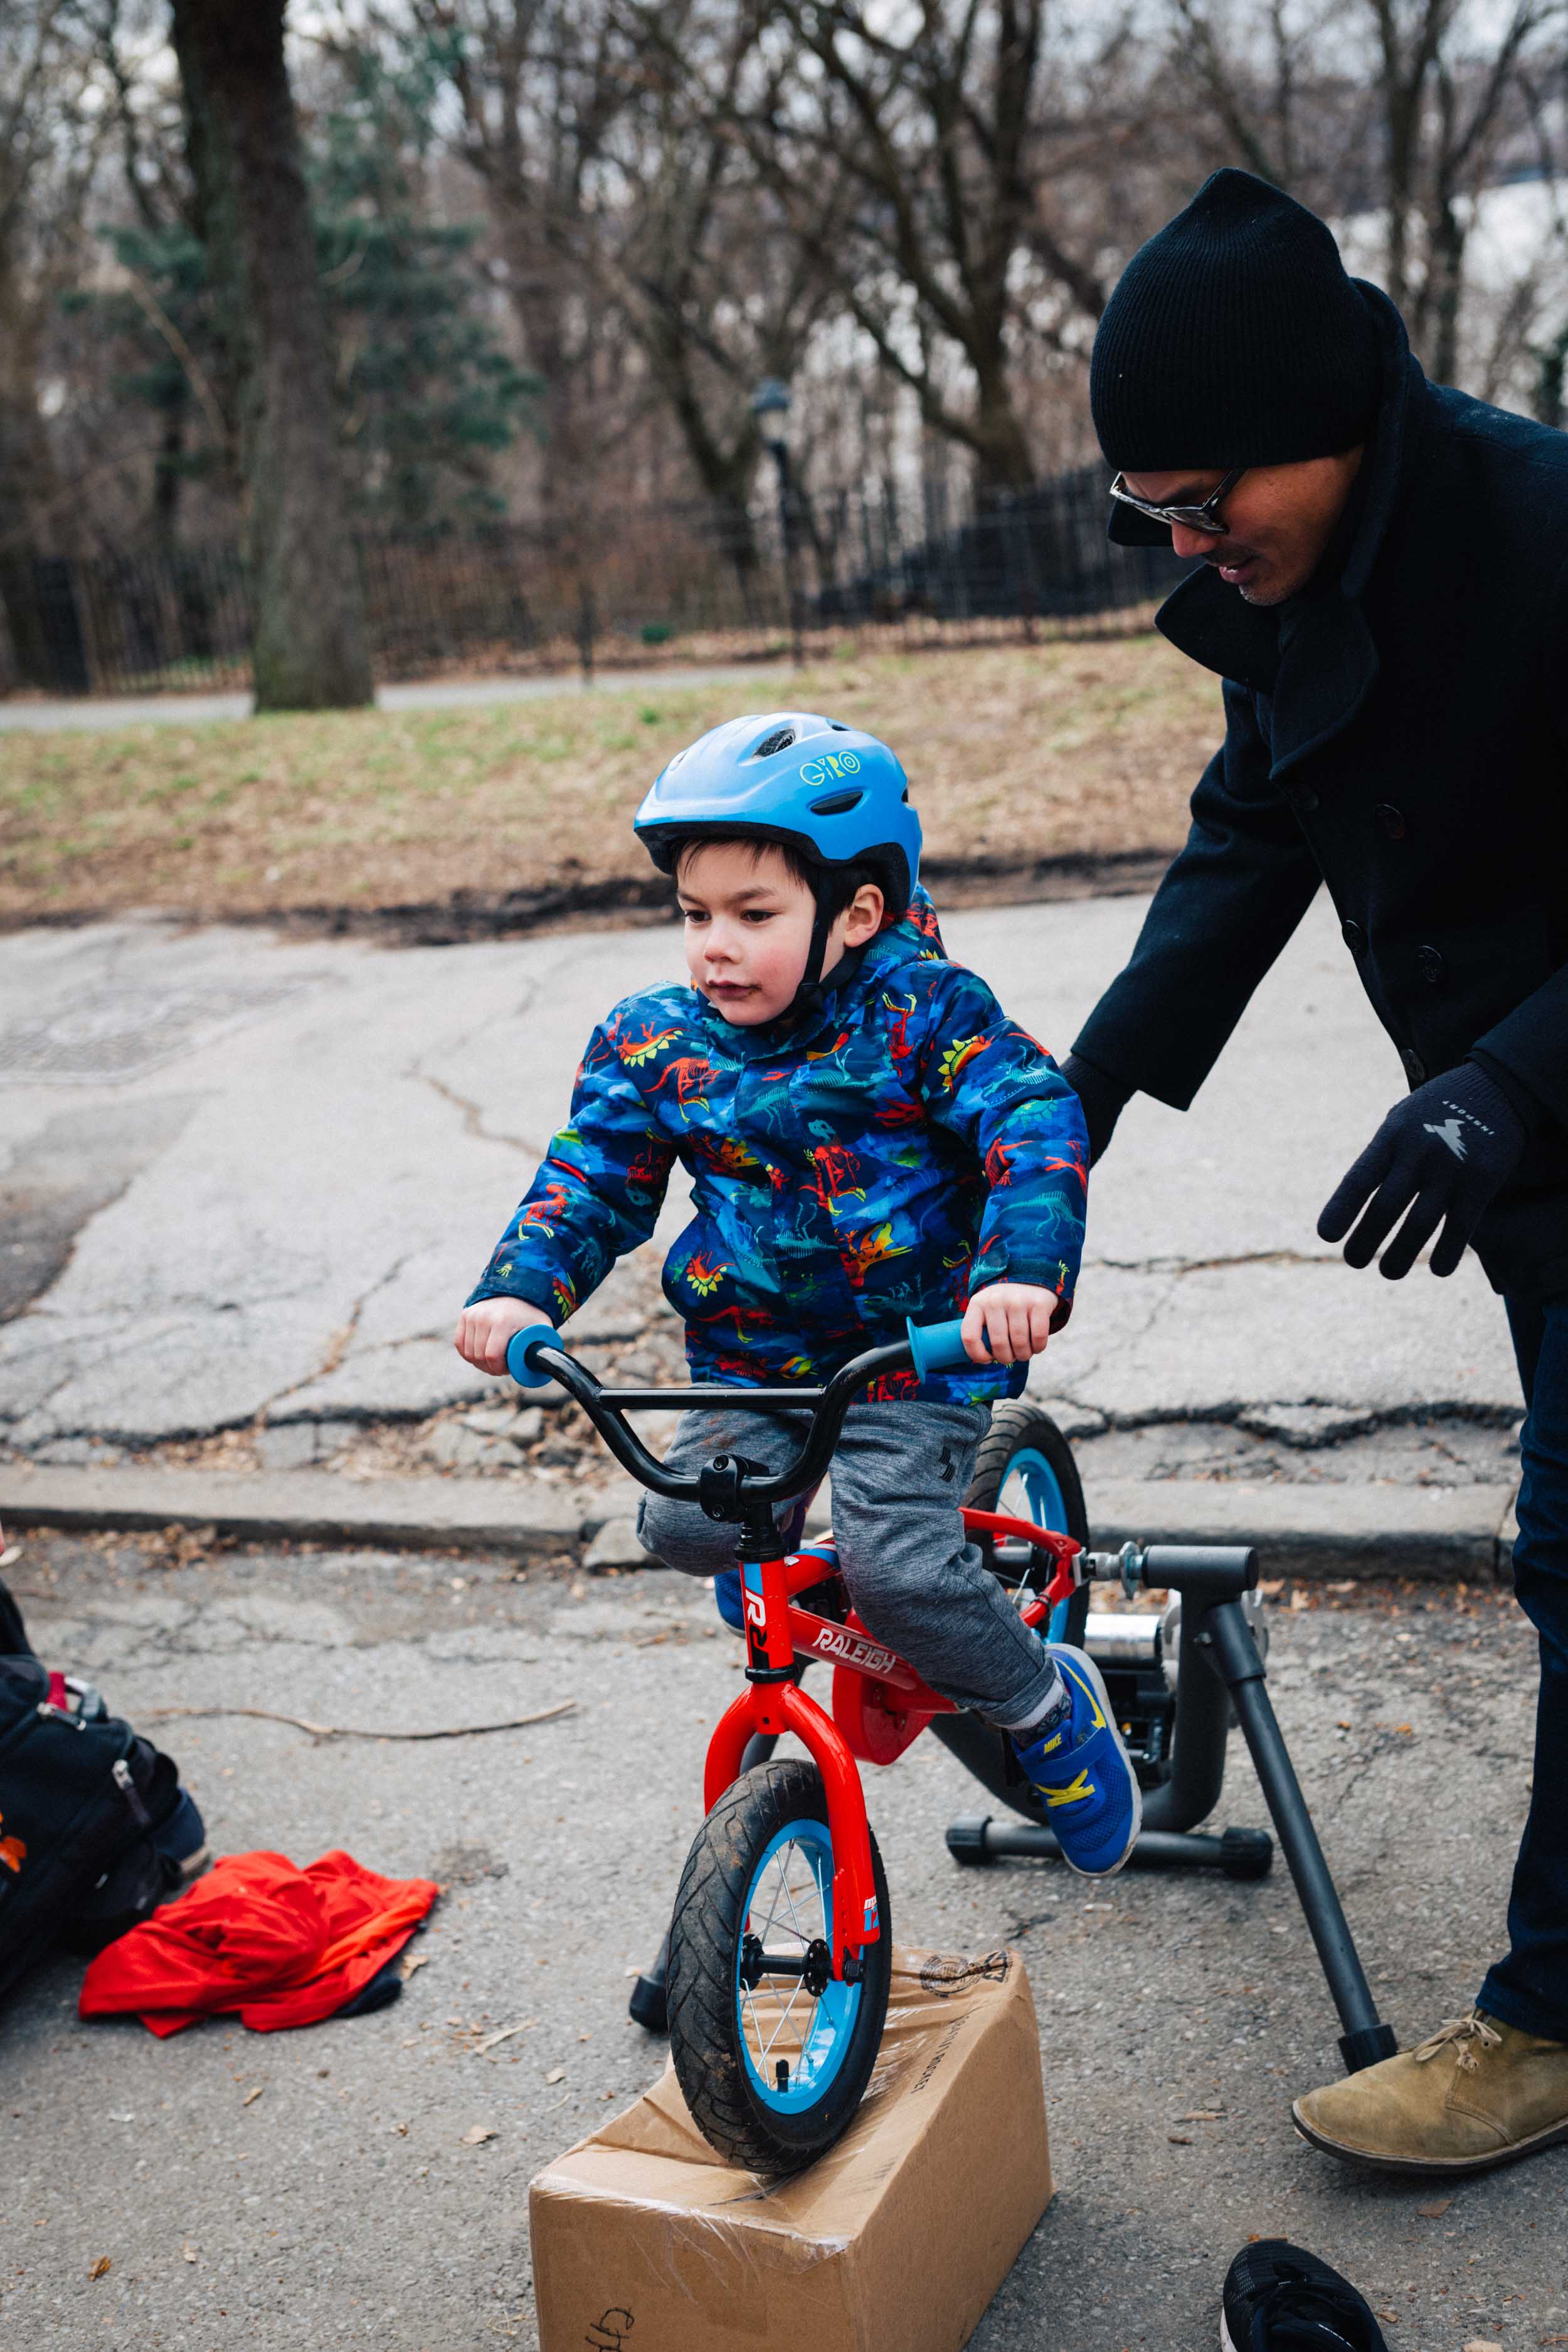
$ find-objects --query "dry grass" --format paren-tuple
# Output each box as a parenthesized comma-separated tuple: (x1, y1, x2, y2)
(0, 636, 1222, 924)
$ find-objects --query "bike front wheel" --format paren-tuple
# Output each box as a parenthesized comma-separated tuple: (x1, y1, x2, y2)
(666, 1759, 892, 2174)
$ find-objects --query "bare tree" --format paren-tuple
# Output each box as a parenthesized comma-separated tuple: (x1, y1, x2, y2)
(0, 3, 112, 559)
(724, 0, 1137, 497)
(169, 0, 373, 707)
(1164, 0, 1568, 386)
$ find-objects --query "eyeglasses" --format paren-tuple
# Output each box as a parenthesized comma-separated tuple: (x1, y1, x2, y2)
(1108, 466, 1247, 535)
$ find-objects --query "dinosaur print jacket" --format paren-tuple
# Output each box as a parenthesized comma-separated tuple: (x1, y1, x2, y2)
(467, 891, 1089, 1405)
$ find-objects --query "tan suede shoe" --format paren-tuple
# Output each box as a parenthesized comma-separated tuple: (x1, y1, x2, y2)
(1293, 2011, 1568, 2175)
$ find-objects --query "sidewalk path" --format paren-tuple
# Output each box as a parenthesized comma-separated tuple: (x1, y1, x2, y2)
(0, 662, 790, 733)
(0, 892, 1519, 1452)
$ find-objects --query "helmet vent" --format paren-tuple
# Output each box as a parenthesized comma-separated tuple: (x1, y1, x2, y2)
(829, 722, 849, 731)
(753, 727, 795, 759)
(810, 788, 863, 815)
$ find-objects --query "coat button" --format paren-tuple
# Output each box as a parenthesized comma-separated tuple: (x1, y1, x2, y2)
(1402, 1049, 1428, 1085)
(1341, 918, 1367, 953)
(1416, 945, 1446, 985)
(1374, 802, 1407, 839)
(1288, 785, 1320, 815)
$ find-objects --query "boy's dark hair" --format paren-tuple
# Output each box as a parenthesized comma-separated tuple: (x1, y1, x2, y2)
(670, 832, 886, 922)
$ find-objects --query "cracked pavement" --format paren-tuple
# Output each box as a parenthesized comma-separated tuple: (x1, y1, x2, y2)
(0, 893, 1522, 1465)
(1, 1531, 1562, 2351)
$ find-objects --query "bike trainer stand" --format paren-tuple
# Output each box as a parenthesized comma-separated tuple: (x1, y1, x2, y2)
(944, 1545, 1397, 2074)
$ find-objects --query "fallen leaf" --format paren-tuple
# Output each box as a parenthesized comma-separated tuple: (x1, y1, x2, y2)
(544, 2067, 567, 2085)
(1416, 2196, 1453, 2218)
(399, 1952, 430, 1981)
(460, 2124, 497, 2146)
(1462, 2341, 1503, 2352)
(181, 2242, 198, 2264)
(241, 2086, 263, 2107)
(1290, 1588, 1310, 1611)
(1258, 1578, 1285, 1594)
(1175, 2109, 1225, 2122)
(1167, 2133, 1193, 2144)
(1396, 1723, 1414, 1736)
(89, 2257, 111, 2281)
(1337, 1720, 1352, 1730)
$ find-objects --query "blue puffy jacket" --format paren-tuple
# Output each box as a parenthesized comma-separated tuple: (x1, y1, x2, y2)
(467, 891, 1089, 1404)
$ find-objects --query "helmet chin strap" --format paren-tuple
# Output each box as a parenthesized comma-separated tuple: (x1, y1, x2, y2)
(781, 884, 844, 1029)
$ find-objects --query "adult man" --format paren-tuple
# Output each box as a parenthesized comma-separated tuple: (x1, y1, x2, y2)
(1062, 167, 1568, 2173)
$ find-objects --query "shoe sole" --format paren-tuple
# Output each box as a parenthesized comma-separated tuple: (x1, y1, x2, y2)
(1291, 2098, 1568, 2176)
(1047, 1646, 1143, 1878)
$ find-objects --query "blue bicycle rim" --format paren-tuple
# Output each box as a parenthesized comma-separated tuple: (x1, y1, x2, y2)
(997, 1444, 1074, 1642)
(736, 1818, 862, 2112)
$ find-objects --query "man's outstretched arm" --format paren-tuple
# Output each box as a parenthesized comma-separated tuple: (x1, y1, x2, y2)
(1069, 681, 1321, 1145)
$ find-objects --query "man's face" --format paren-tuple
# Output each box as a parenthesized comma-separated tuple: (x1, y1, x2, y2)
(1122, 449, 1364, 605)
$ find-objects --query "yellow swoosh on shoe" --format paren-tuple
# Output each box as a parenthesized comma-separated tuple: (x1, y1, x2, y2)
(1059, 1653, 1106, 1730)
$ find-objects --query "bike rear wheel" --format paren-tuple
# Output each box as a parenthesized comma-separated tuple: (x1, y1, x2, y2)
(666, 1759, 892, 2173)
(930, 1399, 1089, 1820)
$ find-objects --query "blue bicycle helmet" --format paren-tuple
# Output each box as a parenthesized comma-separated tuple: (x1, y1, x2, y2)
(635, 711, 921, 908)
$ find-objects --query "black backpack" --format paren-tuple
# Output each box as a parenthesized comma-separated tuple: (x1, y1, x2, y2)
(0, 1576, 188, 2003)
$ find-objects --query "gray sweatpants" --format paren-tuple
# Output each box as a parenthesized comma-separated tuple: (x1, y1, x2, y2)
(636, 1401, 1062, 1726)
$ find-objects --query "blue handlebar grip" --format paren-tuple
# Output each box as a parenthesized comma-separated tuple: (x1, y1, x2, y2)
(904, 1315, 972, 1380)
(505, 1323, 561, 1389)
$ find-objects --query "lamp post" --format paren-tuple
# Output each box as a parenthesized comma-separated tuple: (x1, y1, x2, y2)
(751, 376, 803, 668)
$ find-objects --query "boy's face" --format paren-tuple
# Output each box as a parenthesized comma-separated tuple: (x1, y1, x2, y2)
(677, 841, 883, 1025)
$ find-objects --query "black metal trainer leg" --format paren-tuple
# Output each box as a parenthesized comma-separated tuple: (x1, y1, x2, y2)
(1199, 1598, 1396, 2074)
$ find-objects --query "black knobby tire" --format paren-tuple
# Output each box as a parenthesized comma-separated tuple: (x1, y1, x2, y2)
(665, 1759, 893, 2174)
(967, 1398, 1088, 1564)
(930, 1399, 1089, 1822)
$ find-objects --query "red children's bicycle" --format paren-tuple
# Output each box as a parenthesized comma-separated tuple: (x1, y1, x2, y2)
(507, 1317, 1396, 2175)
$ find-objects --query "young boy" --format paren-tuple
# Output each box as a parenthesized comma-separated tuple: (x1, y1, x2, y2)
(455, 711, 1140, 1876)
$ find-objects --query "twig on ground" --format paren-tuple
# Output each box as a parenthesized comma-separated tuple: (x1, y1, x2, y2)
(144, 1698, 575, 1742)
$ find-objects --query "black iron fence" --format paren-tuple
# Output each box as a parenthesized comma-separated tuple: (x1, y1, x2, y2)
(0, 467, 1187, 699)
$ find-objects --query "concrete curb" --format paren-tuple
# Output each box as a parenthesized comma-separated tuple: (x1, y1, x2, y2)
(0, 1463, 1518, 1580)
(1086, 1477, 1517, 1582)
(0, 1465, 638, 1558)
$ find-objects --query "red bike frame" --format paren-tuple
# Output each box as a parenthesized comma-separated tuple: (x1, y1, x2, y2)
(702, 1510, 1088, 1984)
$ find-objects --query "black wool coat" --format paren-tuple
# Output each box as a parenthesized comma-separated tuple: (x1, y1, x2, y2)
(1076, 287, 1568, 1299)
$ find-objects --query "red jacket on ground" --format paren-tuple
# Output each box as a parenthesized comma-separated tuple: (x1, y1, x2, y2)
(79, 1848, 438, 2035)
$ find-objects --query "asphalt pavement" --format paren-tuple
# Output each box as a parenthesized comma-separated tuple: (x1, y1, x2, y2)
(0, 891, 1521, 1456)
(0, 1528, 1558, 2352)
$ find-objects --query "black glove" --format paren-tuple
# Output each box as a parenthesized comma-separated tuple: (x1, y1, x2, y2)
(1317, 1061, 1527, 1279)
(1059, 1051, 1131, 1167)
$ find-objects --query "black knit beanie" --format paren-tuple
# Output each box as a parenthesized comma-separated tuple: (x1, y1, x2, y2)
(1090, 169, 1380, 472)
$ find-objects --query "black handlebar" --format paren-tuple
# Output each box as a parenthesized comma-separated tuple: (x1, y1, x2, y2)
(515, 1335, 913, 1520)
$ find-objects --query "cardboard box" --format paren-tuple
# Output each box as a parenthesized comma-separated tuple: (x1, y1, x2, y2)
(529, 1946, 1051, 2352)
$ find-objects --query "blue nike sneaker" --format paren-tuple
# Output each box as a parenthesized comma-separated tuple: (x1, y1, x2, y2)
(1013, 1645, 1142, 1877)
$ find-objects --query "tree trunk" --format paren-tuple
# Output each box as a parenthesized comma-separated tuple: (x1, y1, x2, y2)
(169, 0, 372, 710)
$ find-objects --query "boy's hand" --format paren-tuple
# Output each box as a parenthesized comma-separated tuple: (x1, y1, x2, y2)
(453, 1296, 543, 1377)
(961, 1283, 1058, 1366)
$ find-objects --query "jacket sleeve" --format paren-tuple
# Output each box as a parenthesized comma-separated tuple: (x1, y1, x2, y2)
(465, 1020, 676, 1324)
(1475, 559, 1568, 1129)
(916, 971, 1089, 1321)
(1071, 682, 1322, 1110)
